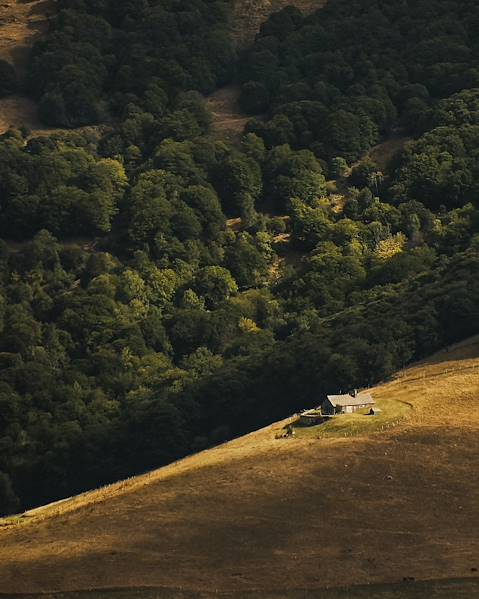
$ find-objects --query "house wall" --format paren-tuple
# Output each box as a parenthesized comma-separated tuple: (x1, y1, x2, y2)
(322, 400, 335, 415)
(330, 403, 373, 414)
(322, 400, 374, 415)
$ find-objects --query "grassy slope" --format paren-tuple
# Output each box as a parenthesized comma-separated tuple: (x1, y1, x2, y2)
(0, 0, 56, 134)
(4, 578, 479, 598)
(292, 396, 412, 439)
(0, 0, 53, 75)
(1, 338, 479, 596)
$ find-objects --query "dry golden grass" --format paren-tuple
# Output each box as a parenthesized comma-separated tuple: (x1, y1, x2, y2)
(206, 86, 251, 142)
(0, 0, 53, 74)
(1, 338, 479, 595)
(0, 0, 55, 135)
(368, 136, 411, 172)
(293, 397, 412, 440)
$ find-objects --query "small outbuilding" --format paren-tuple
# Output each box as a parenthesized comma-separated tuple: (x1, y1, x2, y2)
(322, 392, 374, 415)
(299, 408, 323, 426)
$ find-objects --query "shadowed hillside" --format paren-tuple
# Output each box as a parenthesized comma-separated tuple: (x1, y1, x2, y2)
(1, 338, 478, 596)
(232, 0, 328, 46)
(202, 0, 330, 141)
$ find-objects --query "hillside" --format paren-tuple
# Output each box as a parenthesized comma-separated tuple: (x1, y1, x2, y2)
(0, 0, 328, 135)
(1, 338, 479, 597)
(1, 2, 479, 597)
(232, 0, 328, 46)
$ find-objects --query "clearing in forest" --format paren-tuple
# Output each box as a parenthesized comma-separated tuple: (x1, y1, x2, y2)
(0, 94, 45, 134)
(1, 337, 479, 597)
(0, 0, 52, 75)
(0, 0, 54, 134)
(368, 135, 411, 172)
(206, 85, 251, 142)
(206, 0, 329, 141)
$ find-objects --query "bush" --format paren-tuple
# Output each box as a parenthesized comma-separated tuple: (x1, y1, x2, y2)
(0, 60, 17, 96)
(0, 472, 20, 516)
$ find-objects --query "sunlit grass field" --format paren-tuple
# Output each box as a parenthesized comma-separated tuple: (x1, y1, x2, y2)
(292, 398, 412, 439)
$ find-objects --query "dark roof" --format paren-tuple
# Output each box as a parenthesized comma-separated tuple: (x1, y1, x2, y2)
(325, 393, 375, 407)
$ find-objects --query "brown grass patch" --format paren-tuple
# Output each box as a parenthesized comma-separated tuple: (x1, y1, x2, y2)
(0, 94, 45, 134)
(206, 86, 251, 143)
(368, 136, 411, 172)
(0, 0, 53, 75)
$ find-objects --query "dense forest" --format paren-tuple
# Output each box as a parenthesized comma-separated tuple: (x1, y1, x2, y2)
(1, 0, 479, 515)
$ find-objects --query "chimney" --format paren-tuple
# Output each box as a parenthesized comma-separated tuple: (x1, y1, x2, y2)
(352, 388, 358, 397)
